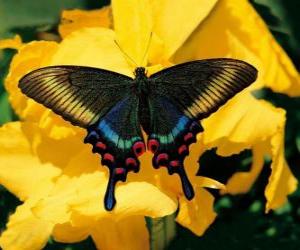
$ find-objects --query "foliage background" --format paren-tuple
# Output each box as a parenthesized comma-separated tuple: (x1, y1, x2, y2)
(0, 0, 299, 249)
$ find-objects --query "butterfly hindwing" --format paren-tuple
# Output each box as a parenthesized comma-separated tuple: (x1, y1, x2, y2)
(149, 58, 258, 120)
(19, 66, 133, 128)
(84, 94, 145, 210)
(146, 95, 203, 199)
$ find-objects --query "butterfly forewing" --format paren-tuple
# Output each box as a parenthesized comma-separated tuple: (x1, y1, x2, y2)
(19, 66, 133, 128)
(149, 58, 258, 120)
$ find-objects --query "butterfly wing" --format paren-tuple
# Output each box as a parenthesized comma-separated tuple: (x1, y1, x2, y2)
(147, 59, 257, 199)
(149, 58, 258, 120)
(146, 94, 202, 199)
(85, 94, 145, 210)
(19, 65, 133, 128)
(19, 66, 146, 211)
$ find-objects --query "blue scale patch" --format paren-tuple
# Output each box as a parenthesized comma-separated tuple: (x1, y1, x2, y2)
(153, 116, 190, 144)
(97, 120, 140, 149)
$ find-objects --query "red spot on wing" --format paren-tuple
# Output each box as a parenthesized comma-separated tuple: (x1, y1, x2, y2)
(115, 168, 125, 175)
(103, 153, 114, 163)
(178, 144, 188, 155)
(126, 157, 137, 167)
(184, 132, 194, 142)
(155, 153, 169, 165)
(133, 141, 146, 157)
(169, 160, 180, 167)
(96, 141, 107, 151)
(148, 139, 159, 153)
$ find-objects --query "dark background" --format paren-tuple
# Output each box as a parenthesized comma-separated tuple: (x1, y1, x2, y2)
(0, 0, 300, 249)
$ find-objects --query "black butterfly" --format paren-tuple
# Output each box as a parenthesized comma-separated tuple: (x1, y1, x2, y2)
(19, 58, 257, 210)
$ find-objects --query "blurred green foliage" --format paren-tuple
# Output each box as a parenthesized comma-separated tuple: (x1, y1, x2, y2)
(0, 0, 300, 249)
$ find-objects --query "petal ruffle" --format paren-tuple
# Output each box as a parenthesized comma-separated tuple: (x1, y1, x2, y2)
(5, 41, 59, 119)
(222, 144, 265, 194)
(265, 125, 298, 212)
(201, 92, 297, 210)
(0, 35, 22, 50)
(0, 201, 53, 250)
(176, 188, 216, 236)
(59, 7, 112, 38)
(202, 92, 284, 156)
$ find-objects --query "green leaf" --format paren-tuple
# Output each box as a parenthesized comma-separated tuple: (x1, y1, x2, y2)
(0, 0, 109, 40)
(251, 0, 300, 67)
(146, 213, 177, 250)
(0, 92, 13, 124)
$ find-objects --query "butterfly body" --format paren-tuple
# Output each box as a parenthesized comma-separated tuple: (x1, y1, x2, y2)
(19, 58, 258, 211)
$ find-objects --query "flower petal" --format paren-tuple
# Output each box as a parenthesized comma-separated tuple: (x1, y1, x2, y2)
(151, 0, 218, 60)
(0, 122, 60, 200)
(52, 222, 89, 243)
(202, 92, 285, 156)
(71, 181, 177, 221)
(196, 176, 226, 190)
(112, 0, 152, 66)
(265, 126, 298, 212)
(50, 27, 133, 76)
(0, 35, 22, 50)
(173, 0, 300, 96)
(176, 188, 216, 236)
(201, 92, 297, 210)
(91, 216, 149, 250)
(0, 200, 53, 250)
(59, 7, 112, 38)
(5, 41, 59, 119)
(222, 144, 266, 194)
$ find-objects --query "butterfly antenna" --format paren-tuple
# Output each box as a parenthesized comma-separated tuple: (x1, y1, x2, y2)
(114, 40, 138, 67)
(140, 32, 153, 66)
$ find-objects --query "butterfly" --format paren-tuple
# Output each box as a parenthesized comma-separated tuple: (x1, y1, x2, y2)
(19, 58, 257, 211)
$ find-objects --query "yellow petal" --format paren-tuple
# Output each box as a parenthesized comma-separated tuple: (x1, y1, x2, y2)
(173, 0, 300, 96)
(31, 144, 176, 225)
(201, 92, 297, 211)
(265, 126, 298, 212)
(176, 188, 216, 236)
(222, 144, 265, 194)
(112, 0, 152, 66)
(50, 27, 133, 76)
(196, 176, 226, 190)
(59, 7, 112, 38)
(29, 145, 102, 224)
(5, 41, 59, 119)
(0, 122, 60, 200)
(151, 0, 218, 60)
(0, 200, 53, 250)
(71, 181, 177, 221)
(0, 35, 22, 50)
(52, 222, 89, 243)
(91, 216, 149, 250)
(202, 92, 285, 156)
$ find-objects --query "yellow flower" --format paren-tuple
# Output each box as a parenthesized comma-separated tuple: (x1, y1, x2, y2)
(0, 0, 299, 249)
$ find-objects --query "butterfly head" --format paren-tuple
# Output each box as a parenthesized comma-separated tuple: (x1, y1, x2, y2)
(134, 67, 147, 78)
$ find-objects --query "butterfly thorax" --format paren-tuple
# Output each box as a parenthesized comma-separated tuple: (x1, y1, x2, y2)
(134, 67, 149, 95)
